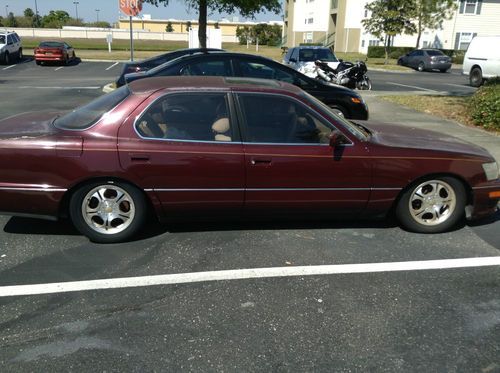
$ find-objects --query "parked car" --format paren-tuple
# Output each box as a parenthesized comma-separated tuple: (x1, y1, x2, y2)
(463, 36, 500, 87)
(283, 46, 339, 78)
(124, 52, 369, 120)
(397, 49, 452, 72)
(115, 48, 224, 87)
(34, 41, 76, 65)
(0, 76, 498, 243)
(0, 31, 23, 64)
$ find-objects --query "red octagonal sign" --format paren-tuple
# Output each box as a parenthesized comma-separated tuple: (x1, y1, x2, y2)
(119, 0, 143, 17)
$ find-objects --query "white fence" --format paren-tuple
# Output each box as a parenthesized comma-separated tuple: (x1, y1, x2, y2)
(11, 27, 239, 43)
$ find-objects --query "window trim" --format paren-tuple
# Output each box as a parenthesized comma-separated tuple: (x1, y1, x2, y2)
(133, 90, 242, 144)
(233, 92, 354, 147)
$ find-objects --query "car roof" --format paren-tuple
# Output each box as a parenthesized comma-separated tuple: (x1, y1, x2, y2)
(128, 76, 302, 95)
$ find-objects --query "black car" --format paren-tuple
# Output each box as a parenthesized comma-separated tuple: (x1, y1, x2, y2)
(115, 48, 223, 87)
(124, 52, 369, 120)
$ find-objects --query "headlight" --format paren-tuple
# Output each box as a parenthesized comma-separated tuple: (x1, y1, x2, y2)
(482, 162, 499, 181)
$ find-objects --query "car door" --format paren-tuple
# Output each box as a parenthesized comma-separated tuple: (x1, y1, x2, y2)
(117, 90, 245, 217)
(6, 34, 15, 56)
(235, 92, 371, 216)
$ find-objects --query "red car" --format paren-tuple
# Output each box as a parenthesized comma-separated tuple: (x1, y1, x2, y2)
(0, 76, 498, 243)
(34, 41, 76, 65)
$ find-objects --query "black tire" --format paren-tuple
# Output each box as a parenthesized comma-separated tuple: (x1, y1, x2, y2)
(397, 58, 403, 66)
(356, 77, 372, 90)
(17, 48, 23, 62)
(329, 105, 347, 118)
(4, 52, 10, 65)
(470, 66, 483, 87)
(69, 181, 148, 243)
(35, 60, 41, 65)
(439, 68, 448, 73)
(396, 176, 466, 233)
(417, 62, 425, 72)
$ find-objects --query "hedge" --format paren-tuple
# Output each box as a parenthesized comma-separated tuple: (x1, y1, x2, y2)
(469, 78, 500, 131)
(367, 46, 465, 63)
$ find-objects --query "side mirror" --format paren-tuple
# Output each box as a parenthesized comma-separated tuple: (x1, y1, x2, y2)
(329, 130, 344, 148)
(289, 57, 297, 63)
(338, 58, 344, 62)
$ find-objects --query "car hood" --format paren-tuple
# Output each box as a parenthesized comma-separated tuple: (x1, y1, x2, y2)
(0, 112, 60, 139)
(364, 121, 493, 159)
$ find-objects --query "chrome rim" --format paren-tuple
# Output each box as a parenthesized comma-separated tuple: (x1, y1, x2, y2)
(408, 180, 456, 226)
(81, 185, 135, 235)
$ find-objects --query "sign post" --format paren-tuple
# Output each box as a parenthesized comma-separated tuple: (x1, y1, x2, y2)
(106, 33, 113, 53)
(119, 0, 142, 61)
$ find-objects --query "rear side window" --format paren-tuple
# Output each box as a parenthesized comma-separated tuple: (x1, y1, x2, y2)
(180, 60, 231, 76)
(426, 50, 445, 56)
(54, 86, 130, 130)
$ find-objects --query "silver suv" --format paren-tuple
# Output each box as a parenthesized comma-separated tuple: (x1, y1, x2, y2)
(283, 46, 339, 78)
(0, 31, 23, 64)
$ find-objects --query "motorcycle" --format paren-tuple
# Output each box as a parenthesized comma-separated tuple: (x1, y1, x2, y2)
(314, 59, 372, 90)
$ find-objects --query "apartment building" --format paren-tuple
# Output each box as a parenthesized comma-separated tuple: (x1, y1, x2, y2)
(283, 0, 500, 53)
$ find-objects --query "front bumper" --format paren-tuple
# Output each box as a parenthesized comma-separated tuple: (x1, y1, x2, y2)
(468, 180, 500, 220)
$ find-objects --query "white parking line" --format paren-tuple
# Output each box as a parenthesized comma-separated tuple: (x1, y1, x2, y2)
(105, 62, 119, 71)
(18, 86, 101, 90)
(2, 64, 16, 70)
(444, 83, 476, 89)
(387, 82, 438, 92)
(1, 256, 499, 297)
(54, 66, 64, 71)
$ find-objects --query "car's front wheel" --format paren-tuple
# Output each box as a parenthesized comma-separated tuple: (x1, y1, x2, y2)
(396, 177, 466, 233)
(69, 181, 147, 243)
(329, 105, 347, 118)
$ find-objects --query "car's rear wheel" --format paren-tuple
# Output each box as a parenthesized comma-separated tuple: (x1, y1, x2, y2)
(356, 77, 372, 90)
(35, 60, 41, 65)
(417, 62, 425, 72)
(17, 48, 23, 61)
(69, 181, 147, 243)
(470, 66, 483, 87)
(4, 52, 10, 65)
(396, 177, 466, 233)
(440, 68, 448, 73)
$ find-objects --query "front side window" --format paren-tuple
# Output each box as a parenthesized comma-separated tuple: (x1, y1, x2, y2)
(54, 86, 130, 130)
(238, 94, 334, 144)
(136, 93, 233, 142)
(180, 59, 231, 76)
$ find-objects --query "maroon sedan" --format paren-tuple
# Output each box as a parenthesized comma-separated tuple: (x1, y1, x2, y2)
(0, 76, 498, 243)
(34, 41, 76, 65)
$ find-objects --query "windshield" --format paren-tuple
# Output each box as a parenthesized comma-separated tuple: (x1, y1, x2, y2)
(299, 91, 368, 141)
(39, 41, 64, 48)
(54, 86, 130, 130)
(299, 49, 338, 62)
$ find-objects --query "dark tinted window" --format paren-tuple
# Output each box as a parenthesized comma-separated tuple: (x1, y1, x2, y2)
(136, 93, 233, 142)
(54, 86, 130, 130)
(0, 35, 5, 44)
(291, 48, 299, 60)
(298, 48, 338, 62)
(7, 35, 13, 44)
(284, 48, 293, 62)
(426, 50, 445, 56)
(235, 60, 312, 88)
(180, 59, 231, 76)
(238, 94, 333, 144)
(40, 41, 64, 48)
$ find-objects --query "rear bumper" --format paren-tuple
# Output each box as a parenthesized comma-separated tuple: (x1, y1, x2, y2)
(468, 180, 500, 220)
(35, 54, 65, 61)
(428, 61, 452, 70)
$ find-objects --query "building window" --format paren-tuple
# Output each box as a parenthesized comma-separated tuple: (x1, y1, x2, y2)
(361, 40, 365, 47)
(364, 9, 368, 17)
(456, 32, 475, 50)
(368, 39, 380, 46)
(306, 17, 314, 24)
(304, 32, 313, 43)
(459, 0, 482, 15)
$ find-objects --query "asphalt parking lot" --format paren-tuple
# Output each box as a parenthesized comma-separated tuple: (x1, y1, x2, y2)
(0, 59, 499, 372)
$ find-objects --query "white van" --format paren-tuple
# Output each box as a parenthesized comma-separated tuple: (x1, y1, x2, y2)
(463, 36, 500, 87)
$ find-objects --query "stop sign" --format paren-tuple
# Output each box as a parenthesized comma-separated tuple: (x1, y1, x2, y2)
(119, 0, 143, 16)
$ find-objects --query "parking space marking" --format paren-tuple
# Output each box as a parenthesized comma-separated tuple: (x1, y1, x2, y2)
(1, 256, 499, 297)
(2, 64, 16, 70)
(387, 82, 438, 92)
(106, 62, 119, 70)
(18, 86, 101, 90)
(444, 83, 476, 90)
(54, 66, 64, 71)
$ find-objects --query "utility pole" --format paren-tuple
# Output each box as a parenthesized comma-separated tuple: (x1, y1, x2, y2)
(73, 1, 79, 21)
(95, 9, 100, 23)
(5, 5, 9, 18)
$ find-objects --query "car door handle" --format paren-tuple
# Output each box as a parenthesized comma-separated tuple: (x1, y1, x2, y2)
(129, 153, 150, 162)
(250, 158, 272, 165)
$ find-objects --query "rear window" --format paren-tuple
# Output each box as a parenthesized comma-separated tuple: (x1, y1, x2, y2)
(426, 50, 445, 56)
(299, 48, 338, 62)
(39, 41, 64, 48)
(54, 86, 130, 130)
(0, 35, 5, 44)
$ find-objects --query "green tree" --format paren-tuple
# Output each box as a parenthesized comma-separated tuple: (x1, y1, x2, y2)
(412, 0, 457, 48)
(144, 0, 281, 48)
(186, 20, 192, 31)
(5, 12, 18, 27)
(24, 8, 35, 18)
(166, 21, 174, 32)
(42, 10, 70, 28)
(362, 0, 416, 63)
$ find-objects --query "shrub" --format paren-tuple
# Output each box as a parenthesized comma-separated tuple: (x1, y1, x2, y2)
(469, 79, 500, 131)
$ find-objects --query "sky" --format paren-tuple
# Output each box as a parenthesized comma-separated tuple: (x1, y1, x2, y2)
(0, 0, 283, 24)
